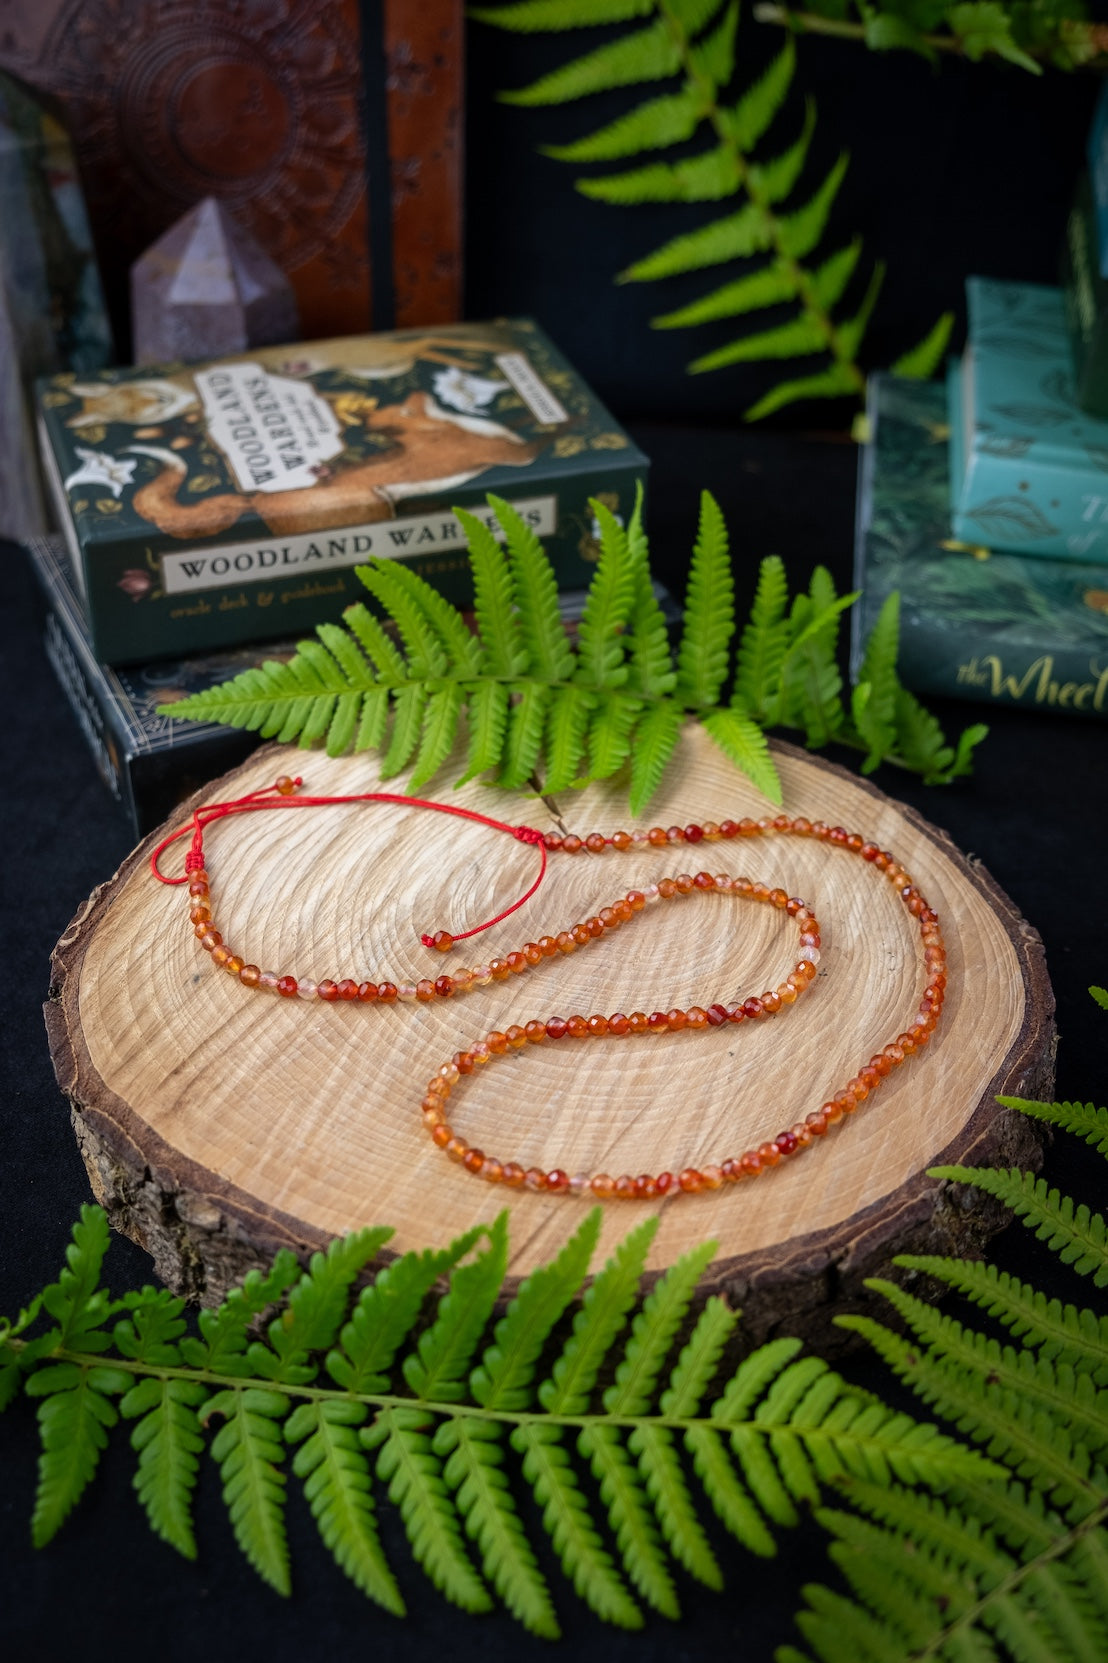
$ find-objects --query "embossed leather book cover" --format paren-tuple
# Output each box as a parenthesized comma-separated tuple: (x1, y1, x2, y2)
(0, 0, 462, 346)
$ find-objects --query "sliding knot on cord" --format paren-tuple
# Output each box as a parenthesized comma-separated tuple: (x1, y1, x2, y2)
(513, 826, 547, 846)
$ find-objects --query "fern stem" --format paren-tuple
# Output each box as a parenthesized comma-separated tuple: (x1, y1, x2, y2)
(752, 3, 1108, 65)
(659, 0, 865, 396)
(901, 1494, 1108, 1661)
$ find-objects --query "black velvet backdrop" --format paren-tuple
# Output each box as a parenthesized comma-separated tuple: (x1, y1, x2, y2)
(2, 16, 1107, 1662)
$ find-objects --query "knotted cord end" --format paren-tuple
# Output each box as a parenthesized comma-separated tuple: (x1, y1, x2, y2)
(514, 826, 546, 846)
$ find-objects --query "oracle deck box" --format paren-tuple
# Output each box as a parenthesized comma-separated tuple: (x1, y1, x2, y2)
(35, 319, 649, 664)
(948, 277, 1108, 564)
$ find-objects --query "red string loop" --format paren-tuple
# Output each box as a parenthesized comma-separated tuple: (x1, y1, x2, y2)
(150, 776, 551, 945)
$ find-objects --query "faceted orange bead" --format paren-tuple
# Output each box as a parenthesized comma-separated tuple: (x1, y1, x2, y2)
(633, 1175, 657, 1198)
(555, 932, 576, 954)
(523, 943, 544, 966)
(566, 1015, 589, 1038)
(740, 1152, 763, 1176)
(358, 982, 379, 1003)
(571, 924, 591, 946)
(415, 980, 435, 1002)
(611, 830, 632, 850)
(210, 944, 232, 966)
(524, 1168, 547, 1191)
(614, 1175, 636, 1198)
(685, 1007, 709, 1030)
(317, 979, 339, 1001)
(463, 1148, 485, 1173)
(486, 1031, 509, 1054)
(628, 1011, 650, 1033)
(224, 955, 245, 976)
(434, 976, 454, 999)
(506, 1025, 528, 1048)
(524, 1021, 547, 1043)
(446, 1138, 469, 1163)
(585, 917, 604, 938)
(537, 936, 560, 956)
(657, 878, 677, 899)
(482, 1161, 504, 1184)
(490, 959, 511, 980)
(562, 835, 583, 853)
(585, 834, 606, 853)
(239, 964, 261, 986)
(647, 827, 668, 846)
(501, 1162, 525, 1188)
(761, 991, 782, 1014)
(590, 1174, 616, 1197)
(431, 931, 454, 952)
(587, 1015, 609, 1036)
(626, 891, 646, 911)
(197, 925, 221, 947)
(546, 1018, 568, 1039)
(546, 1169, 570, 1192)
(431, 1124, 452, 1148)
(378, 982, 398, 1002)
(674, 874, 694, 894)
(757, 1142, 781, 1166)
(666, 1009, 687, 1031)
(701, 1165, 723, 1189)
(506, 952, 528, 974)
(189, 903, 212, 924)
(678, 1168, 704, 1193)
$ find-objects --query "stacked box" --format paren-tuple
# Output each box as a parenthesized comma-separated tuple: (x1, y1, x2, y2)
(855, 375, 1108, 720)
(35, 318, 649, 664)
(947, 278, 1108, 564)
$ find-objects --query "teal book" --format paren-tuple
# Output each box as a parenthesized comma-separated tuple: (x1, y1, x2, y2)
(855, 374, 1108, 721)
(948, 277, 1108, 563)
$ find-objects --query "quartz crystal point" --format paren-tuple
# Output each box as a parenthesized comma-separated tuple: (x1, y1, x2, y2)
(130, 197, 299, 366)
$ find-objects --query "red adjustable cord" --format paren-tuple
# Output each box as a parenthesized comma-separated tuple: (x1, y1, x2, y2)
(149, 775, 549, 946)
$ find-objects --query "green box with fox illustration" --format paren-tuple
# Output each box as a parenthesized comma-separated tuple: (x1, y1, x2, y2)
(34, 319, 649, 665)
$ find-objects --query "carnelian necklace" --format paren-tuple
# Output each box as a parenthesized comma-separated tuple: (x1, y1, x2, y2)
(151, 775, 947, 1200)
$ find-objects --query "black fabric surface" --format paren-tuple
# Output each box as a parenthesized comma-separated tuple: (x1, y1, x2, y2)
(2, 421, 1105, 1661)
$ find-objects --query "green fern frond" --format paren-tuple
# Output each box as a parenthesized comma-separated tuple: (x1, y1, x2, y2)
(929, 1166, 1108, 1287)
(436, 1415, 560, 1636)
(543, 87, 705, 161)
(286, 1398, 404, 1612)
(471, 1209, 602, 1411)
(474, 1, 943, 417)
(996, 1096, 1108, 1158)
(470, 0, 655, 27)
(628, 699, 685, 814)
(727, 37, 796, 150)
(8, 1188, 1096, 1635)
(499, 18, 682, 106)
(849, 589, 900, 772)
(161, 490, 983, 806)
(893, 1256, 1108, 1383)
(120, 1375, 206, 1558)
(365, 1406, 493, 1613)
(891, 309, 956, 378)
(204, 1385, 291, 1595)
(27, 1362, 130, 1546)
(731, 553, 791, 721)
(402, 1214, 510, 1403)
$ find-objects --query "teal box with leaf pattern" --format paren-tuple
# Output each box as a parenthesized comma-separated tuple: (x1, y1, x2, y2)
(948, 277, 1108, 563)
(34, 319, 649, 665)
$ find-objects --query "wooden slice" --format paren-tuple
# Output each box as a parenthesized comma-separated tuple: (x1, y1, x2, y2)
(47, 731, 1053, 1347)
